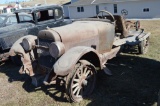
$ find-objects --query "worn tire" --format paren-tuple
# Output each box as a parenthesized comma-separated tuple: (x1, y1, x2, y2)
(11, 55, 22, 66)
(138, 37, 149, 54)
(66, 60, 96, 102)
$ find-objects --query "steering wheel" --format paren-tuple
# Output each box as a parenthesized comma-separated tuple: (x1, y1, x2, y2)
(97, 10, 115, 22)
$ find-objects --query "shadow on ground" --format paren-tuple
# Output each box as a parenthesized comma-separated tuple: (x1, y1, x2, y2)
(0, 61, 68, 103)
(0, 54, 160, 105)
(87, 54, 160, 106)
(0, 61, 28, 82)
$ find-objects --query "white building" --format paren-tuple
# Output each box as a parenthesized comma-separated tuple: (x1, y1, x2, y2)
(0, 6, 16, 14)
(0, 6, 5, 14)
(63, 2, 71, 18)
(66, 0, 160, 19)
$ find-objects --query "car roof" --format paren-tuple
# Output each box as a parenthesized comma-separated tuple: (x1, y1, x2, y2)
(0, 13, 32, 17)
(0, 13, 14, 17)
(14, 4, 62, 13)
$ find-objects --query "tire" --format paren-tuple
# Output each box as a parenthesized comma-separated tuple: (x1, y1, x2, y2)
(11, 55, 22, 66)
(138, 37, 149, 54)
(66, 60, 96, 102)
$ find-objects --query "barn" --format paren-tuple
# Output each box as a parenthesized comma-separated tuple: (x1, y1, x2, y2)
(64, 0, 160, 19)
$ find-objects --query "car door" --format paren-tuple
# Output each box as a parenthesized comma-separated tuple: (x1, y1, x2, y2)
(0, 26, 28, 50)
(1, 15, 33, 50)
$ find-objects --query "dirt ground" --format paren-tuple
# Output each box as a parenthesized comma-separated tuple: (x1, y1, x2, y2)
(0, 20, 160, 106)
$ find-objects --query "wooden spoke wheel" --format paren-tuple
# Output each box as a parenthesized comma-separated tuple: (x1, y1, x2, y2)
(66, 60, 96, 102)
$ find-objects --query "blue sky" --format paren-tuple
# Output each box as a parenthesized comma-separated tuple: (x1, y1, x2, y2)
(0, 0, 30, 4)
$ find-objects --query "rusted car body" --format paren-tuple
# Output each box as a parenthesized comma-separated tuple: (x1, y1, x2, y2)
(9, 10, 150, 102)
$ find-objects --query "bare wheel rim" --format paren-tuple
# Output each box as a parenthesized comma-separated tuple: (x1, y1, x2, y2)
(69, 61, 96, 102)
(138, 37, 149, 54)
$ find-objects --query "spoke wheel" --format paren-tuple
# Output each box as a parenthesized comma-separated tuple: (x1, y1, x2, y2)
(66, 60, 96, 102)
(138, 37, 149, 54)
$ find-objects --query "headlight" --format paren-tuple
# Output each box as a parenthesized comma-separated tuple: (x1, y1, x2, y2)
(49, 42, 65, 58)
(22, 38, 35, 52)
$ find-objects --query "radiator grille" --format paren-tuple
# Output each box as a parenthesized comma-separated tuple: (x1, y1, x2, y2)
(37, 38, 55, 68)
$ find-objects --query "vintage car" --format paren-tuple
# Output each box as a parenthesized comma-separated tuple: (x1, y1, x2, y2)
(9, 10, 150, 102)
(0, 13, 32, 28)
(0, 4, 70, 63)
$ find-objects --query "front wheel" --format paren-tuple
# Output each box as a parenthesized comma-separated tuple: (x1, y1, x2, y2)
(66, 60, 96, 102)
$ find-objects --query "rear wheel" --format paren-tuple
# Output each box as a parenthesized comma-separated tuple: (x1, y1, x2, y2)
(138, 37, 149, 54)
(66, 60, 96, 102)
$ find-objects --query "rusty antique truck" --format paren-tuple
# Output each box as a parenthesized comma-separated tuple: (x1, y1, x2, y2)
(9, 10, 150, 102)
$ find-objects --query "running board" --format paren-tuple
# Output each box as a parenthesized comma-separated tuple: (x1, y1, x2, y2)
(100, 46, 121, 65)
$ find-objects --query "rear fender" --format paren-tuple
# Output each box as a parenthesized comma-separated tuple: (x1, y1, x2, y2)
(54, 46, 102, 76)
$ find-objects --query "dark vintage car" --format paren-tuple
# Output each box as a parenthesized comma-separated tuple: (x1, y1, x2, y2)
(0, 4, 70, 63)
(0, 13, 32, 27)
(10, 10, 150, 102)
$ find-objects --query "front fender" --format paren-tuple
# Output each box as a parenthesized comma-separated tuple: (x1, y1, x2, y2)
(54, 46, 102, 76)
(9, 35, 37, 57)
(9, 35, 37, 76)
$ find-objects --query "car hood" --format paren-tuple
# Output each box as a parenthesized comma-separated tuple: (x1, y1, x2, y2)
(0, 23, 35, 35)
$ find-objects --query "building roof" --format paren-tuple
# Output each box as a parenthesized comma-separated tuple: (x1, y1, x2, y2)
(63, 1, 71, 5)
(69, 0, 147, 6)
(14, 4, 61, 13)
(93, 0, 146, 4)
(69, 0, 94, 6)
(0, 12, 32, 17)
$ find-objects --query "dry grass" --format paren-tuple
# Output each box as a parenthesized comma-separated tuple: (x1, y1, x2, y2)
(0, 20, 160, 106)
